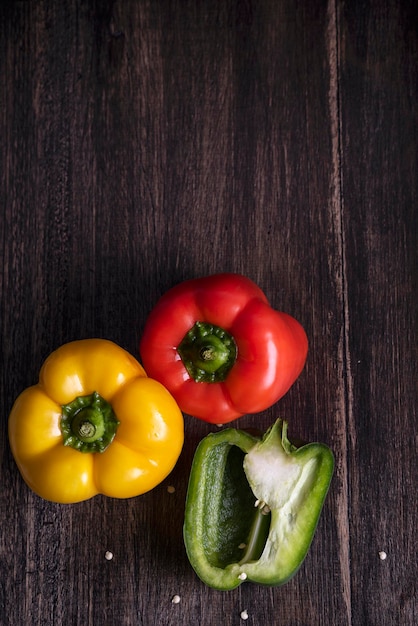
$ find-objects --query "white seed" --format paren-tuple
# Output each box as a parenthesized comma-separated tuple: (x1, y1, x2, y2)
(238, 543, 247, 549)
(104, 551, 113, 561)
(238, 572, 247, 581)
(240, 609, 249, 620)
(171, 594, 181, 604)
(167, 485, 176, 494)
(379, 551, 387, 560)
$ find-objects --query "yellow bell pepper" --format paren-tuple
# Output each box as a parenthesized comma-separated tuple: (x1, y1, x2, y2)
(8, 339, 184, 503)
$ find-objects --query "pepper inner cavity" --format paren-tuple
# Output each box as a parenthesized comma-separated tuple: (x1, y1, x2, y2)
(205, 445, 270, 569)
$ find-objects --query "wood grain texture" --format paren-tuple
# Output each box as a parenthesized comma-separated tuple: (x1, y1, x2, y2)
(0, 1, 416, 625)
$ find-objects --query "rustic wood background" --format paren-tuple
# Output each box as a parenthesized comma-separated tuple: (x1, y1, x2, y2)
(1, 1, 417, 625)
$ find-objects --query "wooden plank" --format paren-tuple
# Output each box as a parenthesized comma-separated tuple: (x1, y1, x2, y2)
(338, 1, 418, 624)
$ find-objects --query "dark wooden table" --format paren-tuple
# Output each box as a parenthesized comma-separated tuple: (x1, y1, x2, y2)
(1, 1, 417, 625)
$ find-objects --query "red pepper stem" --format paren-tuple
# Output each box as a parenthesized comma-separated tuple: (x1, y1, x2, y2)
(239, 501, 271, 565)
(177, 321, 237, 383)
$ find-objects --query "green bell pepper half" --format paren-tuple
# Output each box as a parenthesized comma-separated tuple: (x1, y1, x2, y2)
(183, 419, 334, 590)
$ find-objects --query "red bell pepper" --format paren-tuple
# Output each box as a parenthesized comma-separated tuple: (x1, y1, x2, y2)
(140, 273, 308, 423)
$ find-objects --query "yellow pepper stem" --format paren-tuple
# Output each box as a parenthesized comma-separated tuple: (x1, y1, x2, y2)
(61, 391, 120, 453)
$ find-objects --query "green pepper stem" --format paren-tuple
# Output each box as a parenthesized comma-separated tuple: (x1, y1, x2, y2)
(239, 501, 271, 565)
(60, 391, 120, 453)
(177, 321, 237, 383)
